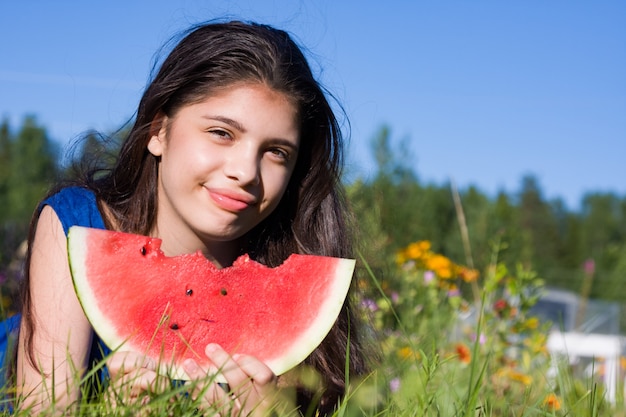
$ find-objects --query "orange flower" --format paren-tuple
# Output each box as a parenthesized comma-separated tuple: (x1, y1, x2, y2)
(456, 343, 471, 364)
(458, 267, 479, 282)
(357, 279, 369, 290)
(426, 254, 454, 279)
(543, 393, 561, 410)
(405, 241, 431, 261)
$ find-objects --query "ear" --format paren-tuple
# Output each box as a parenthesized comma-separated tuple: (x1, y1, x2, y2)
(147, 113, 167, 157)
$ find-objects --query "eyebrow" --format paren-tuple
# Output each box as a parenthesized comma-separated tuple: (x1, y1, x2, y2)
(271, 138, 300, 153)
(203, 115, 246, 132)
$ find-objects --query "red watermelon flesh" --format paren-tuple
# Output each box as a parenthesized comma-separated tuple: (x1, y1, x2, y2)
(67, 226, 355, 380)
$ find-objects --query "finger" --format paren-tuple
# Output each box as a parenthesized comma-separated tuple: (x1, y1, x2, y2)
(107, 351, 157, 376)
(124, 369, 159, 398)
(232, 354, 280, 415)
(205, 344, 248, 385)
(184, 360, 238, 414)
(207, 383, 240, 416)
(232, 354, 276, 386)
(205, 345, 278, 395)
(107, 352, 166, 400)
(205, 346, 279, 415)
(183, 359, 227, 401)
(183, 357, 221, 382)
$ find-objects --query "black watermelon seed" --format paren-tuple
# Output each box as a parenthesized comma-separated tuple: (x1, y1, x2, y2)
(186, 289, 193, 296)
(170, 323, 179, 330)
(220, 288, 227, 296)
(140, 246, 147, 256)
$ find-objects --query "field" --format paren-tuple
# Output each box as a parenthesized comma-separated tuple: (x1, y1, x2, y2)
(1, 239, 624, 416)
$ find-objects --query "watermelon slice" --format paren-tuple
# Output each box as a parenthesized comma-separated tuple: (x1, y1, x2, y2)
(67, 226, 355, 380)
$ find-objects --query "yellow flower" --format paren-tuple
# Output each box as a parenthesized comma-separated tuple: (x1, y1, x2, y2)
(524, 317, 539, 330)
(523, 334, 548, 355)
(508, 370, 532, 386)
(397, 346, 420, 360)
(395, 252, 407, 266)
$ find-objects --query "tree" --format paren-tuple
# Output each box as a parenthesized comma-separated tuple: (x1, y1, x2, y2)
(579, 193, 626, 300)
(4, 116, 59, 224)
(0, 119, 11, 221)
(0, 116, 59, 274)
(516, 176, 562, 271)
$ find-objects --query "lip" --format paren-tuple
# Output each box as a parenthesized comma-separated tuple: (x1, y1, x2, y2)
(207, 188, 257, 212)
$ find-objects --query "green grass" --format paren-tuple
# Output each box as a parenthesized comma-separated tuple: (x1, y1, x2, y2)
(2, 249, 625, 416)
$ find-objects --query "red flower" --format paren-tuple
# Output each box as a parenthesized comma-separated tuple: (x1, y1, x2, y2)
(493, 299, 508, 317)
(456, 343, 471, 364)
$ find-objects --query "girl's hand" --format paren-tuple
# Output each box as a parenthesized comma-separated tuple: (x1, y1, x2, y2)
(106, 351, 168, 406)
(183, 344, 279, 416)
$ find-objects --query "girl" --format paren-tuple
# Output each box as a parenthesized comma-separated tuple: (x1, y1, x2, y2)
(12, 20, 371, 415)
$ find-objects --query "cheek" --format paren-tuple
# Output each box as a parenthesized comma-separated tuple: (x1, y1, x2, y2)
(261, 166, 294, 204)
(275, 167, 295, 193)
(170, 144, 221, 178)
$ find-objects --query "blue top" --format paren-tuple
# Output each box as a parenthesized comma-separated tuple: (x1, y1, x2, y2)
(0, 186, 108, 392)
(40, 186, 106, 234)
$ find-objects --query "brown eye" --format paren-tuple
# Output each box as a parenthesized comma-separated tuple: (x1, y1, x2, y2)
(267, 147, 289, 161)
(209, 129, 232, 141)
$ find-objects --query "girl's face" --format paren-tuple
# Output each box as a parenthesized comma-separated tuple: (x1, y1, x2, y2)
(147, 83, 300, 263)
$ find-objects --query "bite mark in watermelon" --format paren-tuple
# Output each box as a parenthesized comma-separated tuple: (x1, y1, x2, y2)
(67, 226, 355, 380)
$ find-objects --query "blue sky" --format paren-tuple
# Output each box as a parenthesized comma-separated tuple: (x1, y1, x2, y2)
(1, 1, 624, 210)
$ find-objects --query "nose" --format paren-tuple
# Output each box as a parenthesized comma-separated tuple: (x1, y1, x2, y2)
(223, 143, 261, 186)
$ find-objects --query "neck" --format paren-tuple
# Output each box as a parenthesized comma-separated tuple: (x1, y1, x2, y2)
(101, 202, 240, 267)
(151, 226, 241, 269)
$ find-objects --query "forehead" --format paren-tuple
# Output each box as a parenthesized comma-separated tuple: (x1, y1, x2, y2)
(191, 83, 296, 116)
(195, 81, 298, 109)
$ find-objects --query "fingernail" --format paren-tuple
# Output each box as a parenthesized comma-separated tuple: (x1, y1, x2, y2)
(205, 343, 218, 354)
(184, 358, 199, 374)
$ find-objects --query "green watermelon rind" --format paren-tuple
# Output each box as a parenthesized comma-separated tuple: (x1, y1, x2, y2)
(67, 226, 355, 381)
(67, 227, 141, 364)
(262, 255, 355, 375)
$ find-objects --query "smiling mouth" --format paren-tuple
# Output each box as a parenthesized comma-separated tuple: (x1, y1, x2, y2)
(208, 190, 256, 212)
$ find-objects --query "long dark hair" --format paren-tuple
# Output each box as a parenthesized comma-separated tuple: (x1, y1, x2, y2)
(20, 21, 372, 414)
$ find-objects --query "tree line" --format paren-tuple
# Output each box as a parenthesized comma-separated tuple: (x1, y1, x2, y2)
(347, 126, 626, 306)
(1, 118, 625, 315)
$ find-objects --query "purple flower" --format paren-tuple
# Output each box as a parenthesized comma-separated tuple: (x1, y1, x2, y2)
(361, 298, 378, 312)
(447, 287, 460, 297)
(471, 332, 486, 345)
(423, 270, 435, 284)
(391, 291, 399, 303)
(389, 377, 401, 393)
(584, 259, 595, 276)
